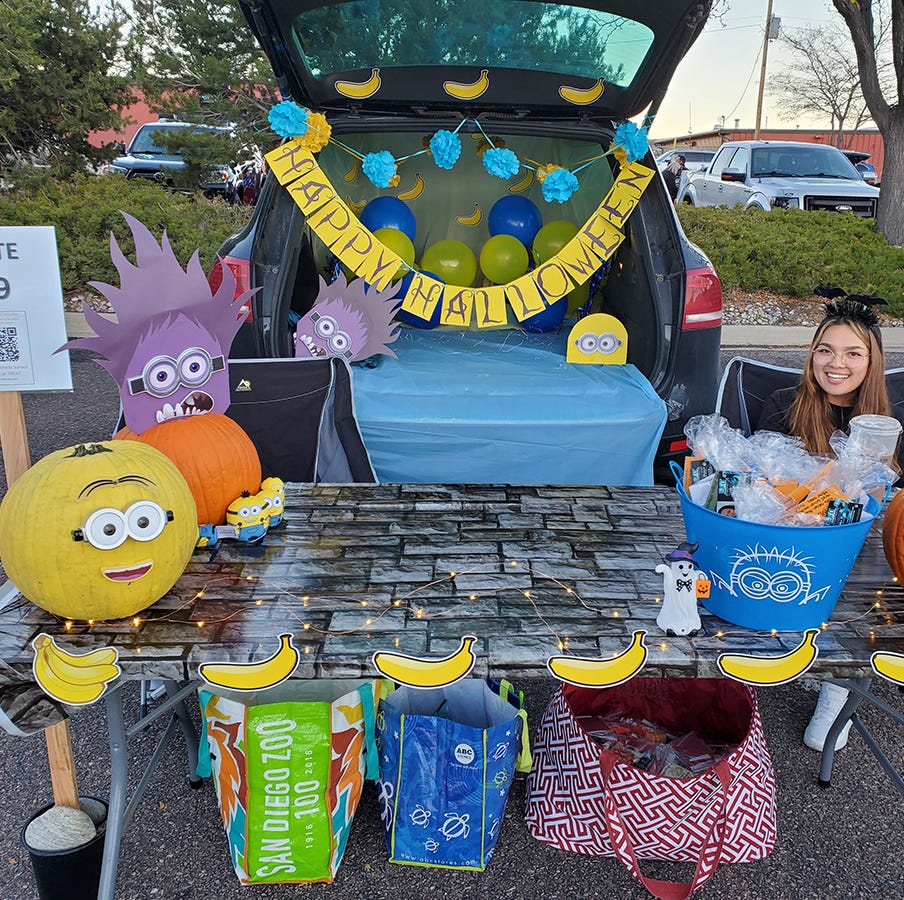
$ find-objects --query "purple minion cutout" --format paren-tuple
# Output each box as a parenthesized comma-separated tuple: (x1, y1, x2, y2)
(58, 213, 257, 434)
(293, 273, 401, 363)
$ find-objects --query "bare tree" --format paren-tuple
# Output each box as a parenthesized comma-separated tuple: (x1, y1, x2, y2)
(770, 22, 875, 146)
(833, 0, 904, 244)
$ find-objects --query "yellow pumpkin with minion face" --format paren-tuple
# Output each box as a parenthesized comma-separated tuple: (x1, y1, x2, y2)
(0, 441, 197, 620)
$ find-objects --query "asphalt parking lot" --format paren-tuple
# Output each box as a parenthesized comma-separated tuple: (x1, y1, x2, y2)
(0, 345, 901, 900)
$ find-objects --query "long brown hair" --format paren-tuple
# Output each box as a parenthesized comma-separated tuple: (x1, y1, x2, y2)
(789, 314, 890, 454)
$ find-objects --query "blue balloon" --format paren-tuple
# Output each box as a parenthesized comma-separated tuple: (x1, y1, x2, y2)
(395, 271, 445, 329)
(360, 197, 417, 242)
(522, 296, 567, 333)
(488, 196, 543, 248)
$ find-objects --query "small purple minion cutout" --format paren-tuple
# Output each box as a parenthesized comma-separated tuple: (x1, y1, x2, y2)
(294, 273, 401, 363)
(58, 213, 256, 434)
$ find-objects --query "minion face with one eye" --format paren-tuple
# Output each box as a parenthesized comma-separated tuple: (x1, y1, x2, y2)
(566, 313, 628, 365)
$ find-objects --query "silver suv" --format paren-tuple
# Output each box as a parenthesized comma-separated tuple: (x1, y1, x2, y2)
(678, 140, 880, 216)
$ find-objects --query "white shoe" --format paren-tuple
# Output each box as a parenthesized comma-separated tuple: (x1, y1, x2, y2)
(803, 682, 852, 751)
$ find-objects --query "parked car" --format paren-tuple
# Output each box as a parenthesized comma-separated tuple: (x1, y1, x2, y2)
(678, 140, 880, 215)
(102, 120, 237, 200)
(656, 149, 715, 174)
(841, 149, 880, 186)
(215, 0, 723, 482)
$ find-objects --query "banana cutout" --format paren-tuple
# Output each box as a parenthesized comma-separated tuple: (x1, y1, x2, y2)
(32, 633, 121, 706)
(558, 78, 605, 105)
(396, 173, 425, 201)
(343, 159, 359, 183)
(443, 69, 490, 100)
(335, 68, 382, 99)
(199, 633, 299, 691)
(508, 170, 535, 194)
(455, 204, 483, 226)
(346, 195, 367, 213)
(871, 650, 904, 685)
(372, 635, 476, 688)
(546, 631, 647, 688)
(718, 629, 820, 686)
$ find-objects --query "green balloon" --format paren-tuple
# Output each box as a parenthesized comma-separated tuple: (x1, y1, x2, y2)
(480, 234, 529, 285)
(420, 239, 478, 287)
(374, 227, 415, 279)
(532, 219, 579, 264)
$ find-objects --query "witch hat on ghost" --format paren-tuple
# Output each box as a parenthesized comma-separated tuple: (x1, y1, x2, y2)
(664, 541, 699, 565)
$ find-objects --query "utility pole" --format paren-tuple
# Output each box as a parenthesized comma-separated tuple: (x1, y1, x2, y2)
(754, 0, 775, 139)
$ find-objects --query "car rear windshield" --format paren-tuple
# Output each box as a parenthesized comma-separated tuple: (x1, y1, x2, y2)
(292, 0, 654, 86)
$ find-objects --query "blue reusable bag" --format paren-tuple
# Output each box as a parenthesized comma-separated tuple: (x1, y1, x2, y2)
(376, 678, 531, 871)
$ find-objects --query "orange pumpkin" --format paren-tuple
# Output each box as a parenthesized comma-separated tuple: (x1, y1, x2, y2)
(117, 414, 261, 526)
(882, 489, 904, 583)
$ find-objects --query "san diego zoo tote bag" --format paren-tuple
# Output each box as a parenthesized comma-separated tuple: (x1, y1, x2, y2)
(525, 678, 776, 899)
(197, 679, 379, 884)
(377, 678, 532, 871)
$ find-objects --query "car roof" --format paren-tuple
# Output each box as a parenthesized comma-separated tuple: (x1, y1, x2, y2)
(239, 0, 712, 119)
(717, 140, 847, 151)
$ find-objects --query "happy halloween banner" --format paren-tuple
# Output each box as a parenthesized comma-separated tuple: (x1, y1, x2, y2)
(265, 139, 654, 329)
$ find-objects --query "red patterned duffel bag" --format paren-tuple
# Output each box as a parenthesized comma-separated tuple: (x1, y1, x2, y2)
(525, 678, 776, 899)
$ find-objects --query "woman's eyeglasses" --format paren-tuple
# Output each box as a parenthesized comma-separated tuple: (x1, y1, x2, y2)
(813, 346, 870, 368)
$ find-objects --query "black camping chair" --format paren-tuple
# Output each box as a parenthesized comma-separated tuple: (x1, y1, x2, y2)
(716, 356, 904, 434)
(226, 357, 376, 484)
(115, 357, 376, 484)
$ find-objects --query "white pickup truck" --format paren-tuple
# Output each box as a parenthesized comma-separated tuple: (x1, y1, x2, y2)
(677, 139, 880, 216)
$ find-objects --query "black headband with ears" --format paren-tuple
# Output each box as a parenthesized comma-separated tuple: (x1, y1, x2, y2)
(814, 284, 886, 335)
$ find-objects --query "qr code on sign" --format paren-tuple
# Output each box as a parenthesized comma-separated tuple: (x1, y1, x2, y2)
(0, 327, 19, 362)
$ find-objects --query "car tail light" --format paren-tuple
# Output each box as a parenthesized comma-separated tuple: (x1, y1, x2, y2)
(682, 265, 722, 330)
(208, 256, 253, 321)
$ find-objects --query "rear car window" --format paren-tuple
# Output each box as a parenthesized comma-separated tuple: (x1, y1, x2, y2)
(292, 0, 654, 85)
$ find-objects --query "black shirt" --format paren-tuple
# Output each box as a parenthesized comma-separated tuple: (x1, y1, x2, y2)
(757, 386, 904, 481)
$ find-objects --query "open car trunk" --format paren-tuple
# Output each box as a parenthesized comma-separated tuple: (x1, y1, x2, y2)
(242, 117, 696, 484)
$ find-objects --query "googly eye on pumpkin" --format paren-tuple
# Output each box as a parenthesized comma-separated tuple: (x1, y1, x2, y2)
(269, 495, 283, 509)
(125, 500, 169, 541)
(82, 508, 129, 550)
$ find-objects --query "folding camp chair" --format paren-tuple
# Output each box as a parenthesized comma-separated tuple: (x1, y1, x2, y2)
(225, 356, 376, 483)
(116, 356, 376, 484)
(717, 356, 904, 435)
(717, 355, 904, 794)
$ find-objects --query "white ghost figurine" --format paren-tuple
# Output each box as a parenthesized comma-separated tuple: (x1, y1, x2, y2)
(655, 542, 706, 636)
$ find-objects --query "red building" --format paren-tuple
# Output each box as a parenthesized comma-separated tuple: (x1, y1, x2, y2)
(89, 97, 158, 149)
(652, 127, 885, 180)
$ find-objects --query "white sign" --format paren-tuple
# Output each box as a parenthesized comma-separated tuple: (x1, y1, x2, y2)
(0, 227, 72, 391)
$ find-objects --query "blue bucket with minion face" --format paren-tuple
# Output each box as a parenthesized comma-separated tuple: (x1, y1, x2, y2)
(671, 463, 887, 632)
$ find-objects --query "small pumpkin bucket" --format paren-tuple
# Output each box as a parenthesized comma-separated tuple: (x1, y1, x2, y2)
(671, 463, 887, 632)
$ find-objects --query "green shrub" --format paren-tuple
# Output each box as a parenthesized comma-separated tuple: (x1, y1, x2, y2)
(0, 172, 252, 294)
(678, 205, 904, 317)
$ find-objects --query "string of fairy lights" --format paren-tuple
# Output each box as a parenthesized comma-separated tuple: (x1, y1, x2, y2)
(33, 559, 899, 663)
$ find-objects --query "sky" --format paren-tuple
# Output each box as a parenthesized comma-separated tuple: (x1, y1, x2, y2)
(649, 0, 846, 139)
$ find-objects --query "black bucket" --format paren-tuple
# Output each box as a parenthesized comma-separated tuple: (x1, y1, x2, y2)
(21, 796, 107, 900)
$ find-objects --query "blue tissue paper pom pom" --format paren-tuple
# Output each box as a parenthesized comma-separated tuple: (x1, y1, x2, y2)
(541, 168, 579, 204)
(483, 147, 520, 179)
(268, 101, 309, 139)
(430, 130, 462, 170)
(362, 151, 398, 188)
(614, 122, 649, 163)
